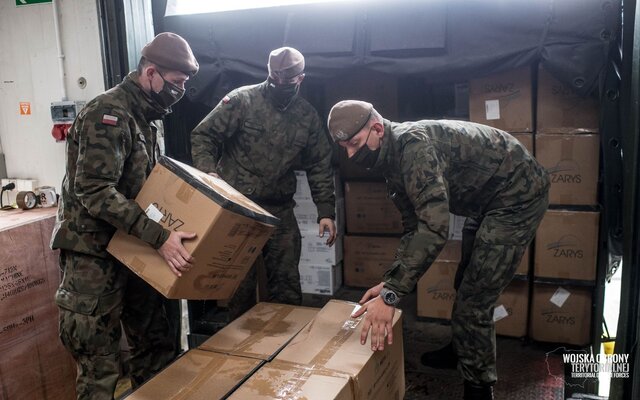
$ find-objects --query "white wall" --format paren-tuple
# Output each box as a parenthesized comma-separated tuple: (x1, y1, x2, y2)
(0, 0, 105, 191)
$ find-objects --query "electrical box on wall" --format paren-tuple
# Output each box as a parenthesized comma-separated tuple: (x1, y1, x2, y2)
(50, 101, 84, 142)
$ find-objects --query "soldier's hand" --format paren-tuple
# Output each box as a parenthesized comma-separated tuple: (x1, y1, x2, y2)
(158, 231, 197, 277)
(359, 282, 384, 304)
(318, 217, 337, 246)
(351, 295, 395, 351)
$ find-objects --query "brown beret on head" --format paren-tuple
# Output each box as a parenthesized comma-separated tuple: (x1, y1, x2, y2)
(327, 100, 374, 141)
(141, 32, 199, 76)
(268, 47, 305, 80)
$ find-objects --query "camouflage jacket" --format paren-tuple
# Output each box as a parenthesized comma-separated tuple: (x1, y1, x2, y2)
(377, 119, 549, 296)
(191, 81, 336, 219)
(51, 71, 171, 258)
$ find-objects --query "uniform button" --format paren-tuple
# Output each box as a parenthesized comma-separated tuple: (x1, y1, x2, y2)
(80, 224, 86, 229)
(247, 187, 254, 194)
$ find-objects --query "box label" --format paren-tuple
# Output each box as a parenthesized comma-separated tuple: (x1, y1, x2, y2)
(485, 100, 500, 120)
(550, 287, 571, 308)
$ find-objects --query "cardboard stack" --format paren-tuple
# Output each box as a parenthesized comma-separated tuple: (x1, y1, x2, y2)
(294, 171, 344, 295)
(528, 66, 600, 345)
(0, 208, 76, 400)
(107, 156, 278, 300)
(129, 300, 405, 400)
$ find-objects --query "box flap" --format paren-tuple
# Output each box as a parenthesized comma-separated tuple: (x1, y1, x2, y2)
(199, 303, 319, 361)
(127, 349, 262, 400)
(159, 156, 279, 226)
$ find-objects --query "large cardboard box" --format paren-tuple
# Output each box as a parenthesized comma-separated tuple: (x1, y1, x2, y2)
(529, 283, 592, 346)
(299, 262, 344, 295)
(534, 210, 599, 281)
(416, 260, 457, 319)
(494, 280, 529, 337)
(260, 300, 405, 400)
(469, 67, 533, 132)
(343, 236, 401, 288)
(537, 67, 600, 134)
(344, 181, 403, 234)
(126, 350, 262, 400)
(0, 209, 76, 400)
(107, 157, 278, 300)
(199, 302, 319, 360)
(299, 230, 344, 266)
(535, 134, 600, 206)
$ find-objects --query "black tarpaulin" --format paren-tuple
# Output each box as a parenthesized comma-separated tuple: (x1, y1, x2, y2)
(161, 0, 620, 108)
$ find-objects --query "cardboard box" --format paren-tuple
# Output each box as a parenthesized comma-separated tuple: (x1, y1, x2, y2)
(537, 67, 600, 134)
(449, 213, 465, 240)
(299, 262, 343, 295)
(416, 260, 457, 319)
(199, 302, 318, 360)
(228, 360, 353, 399)
(127, 350, 262, 400)
(511, 132, 534, 155)
(494, 280, 529, 337)
(535, 134, 600, 206)
(0, 209, 76, 400)
(344, 181, 403, 234)
(269, 300, 405, 400)
(529, 283, 592, 346)
(343, 236, 401, 288)
(469, 67, 533, 132)
(107, 156, 278, 300)
(534, 210, 599, 281)
(294, 170, 344, 203)
(295, 198, 346, 235)
(299, 231, 344, 266)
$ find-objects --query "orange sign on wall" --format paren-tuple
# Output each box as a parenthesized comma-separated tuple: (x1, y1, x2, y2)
(19, 102, 31, 115)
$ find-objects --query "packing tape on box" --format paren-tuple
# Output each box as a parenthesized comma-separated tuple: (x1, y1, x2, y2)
(228, 305, 296, 358)
(252, 360, 353, 398)
(561, 135, 574, 162)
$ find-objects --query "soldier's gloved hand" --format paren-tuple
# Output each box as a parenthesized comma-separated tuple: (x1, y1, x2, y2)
(318, 217, 337, 246)
(157, 231, 197, 277)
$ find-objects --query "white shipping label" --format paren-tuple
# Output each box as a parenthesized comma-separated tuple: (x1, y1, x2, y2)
(485, 99, 500, 120)
(550, 287, 571, 308)
(493, 305, 509, 322)
(145, 203, 163, 223)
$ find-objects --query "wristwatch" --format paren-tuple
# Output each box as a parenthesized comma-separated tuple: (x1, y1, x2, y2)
(380, 287, 401, 307)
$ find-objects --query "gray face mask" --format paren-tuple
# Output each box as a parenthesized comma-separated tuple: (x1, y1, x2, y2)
(150, 73, 185, 109)
(267, 78, 300, 111)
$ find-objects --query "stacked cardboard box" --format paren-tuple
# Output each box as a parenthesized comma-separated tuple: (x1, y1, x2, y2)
(294, 171, 344, 295)
(130, 300, 405, 399)
(529, 66, 600, 345)
(0, 208, 76, 400)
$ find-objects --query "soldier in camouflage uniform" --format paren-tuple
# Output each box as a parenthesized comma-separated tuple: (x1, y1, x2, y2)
(328, 100, 549, 400)
(50, 33, 199, 400)
(191, 47, 336, 309)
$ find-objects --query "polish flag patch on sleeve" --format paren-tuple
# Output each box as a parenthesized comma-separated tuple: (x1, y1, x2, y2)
(222, 96, 231, 104)
(101, 114, 118, 126)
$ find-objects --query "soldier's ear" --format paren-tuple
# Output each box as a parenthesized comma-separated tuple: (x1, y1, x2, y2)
(373, 122, 384, 139)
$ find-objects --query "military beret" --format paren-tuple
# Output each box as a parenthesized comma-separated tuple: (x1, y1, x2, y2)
(268, 47, 305, 80)
(141, 32, 199, 76)
(327, 100, 374, 141)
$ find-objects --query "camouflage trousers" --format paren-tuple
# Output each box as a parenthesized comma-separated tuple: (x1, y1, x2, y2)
(228, 205, 302, 319)
(55, 250, 177, 400)
(451, 185, 549, 385)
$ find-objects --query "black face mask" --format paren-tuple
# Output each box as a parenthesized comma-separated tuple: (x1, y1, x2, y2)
(150, 73, 185, 109)
(267, 79, 299, 111)
(351, 128, 380, 169)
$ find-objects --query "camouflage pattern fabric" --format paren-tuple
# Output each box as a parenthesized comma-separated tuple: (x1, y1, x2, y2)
(227, 204, 303, 317)
(51, 71, 177, 399)
(51, 71, 171, 257)
(369, 119, 549, 385)
(57, 251, 177, 399)
(190, 81, 336, 221)
(378, 119, 550, 296)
